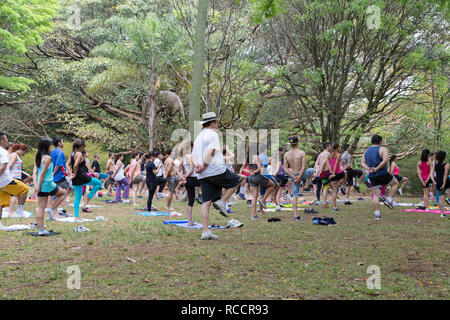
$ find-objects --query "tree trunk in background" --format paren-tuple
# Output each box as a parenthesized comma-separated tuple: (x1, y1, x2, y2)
(189, 0, 208, 139)
(147, 75, 157, 151)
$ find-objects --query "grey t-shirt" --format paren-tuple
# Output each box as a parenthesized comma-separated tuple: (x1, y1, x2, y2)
(341, 152, 353, 169)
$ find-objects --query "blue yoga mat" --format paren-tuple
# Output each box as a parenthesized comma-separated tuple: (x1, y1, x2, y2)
(163, 220, 229, 229)
(134, 211, 171, 217)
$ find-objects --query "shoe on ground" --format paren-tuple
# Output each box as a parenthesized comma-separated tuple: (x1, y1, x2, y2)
(294, 216, 302, 221)
(228, 219, 243, 228)
(201, 231, 218, 240)
(238, 193, 246, 200)
(304, 208, 318, 214)
(213, 200, 228, 217)
(374, 213, 383, 220)
(440, 214, 447, 218)
(344, 201, 353, 205)
(354, 185, 361, 193)
(332, 207, 339, 211)
(226, 208, 234, 214)
(381, 198, 394, 209)
(275, 206, 282, 212)
(251, 215, 261, 220)
(74, 225, 90, 233)
(446, 198, 450, 206)
(82, 207, 92, 213)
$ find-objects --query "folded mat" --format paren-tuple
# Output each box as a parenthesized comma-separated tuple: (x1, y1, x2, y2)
(0, 224, 32, 231)
(163, 220, 229, 229)
(69, 204, 104, 208)
(134, 211, 182, 217)
(403, 209, 450, 214)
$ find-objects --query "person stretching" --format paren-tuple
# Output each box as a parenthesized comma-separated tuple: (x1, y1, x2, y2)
(329, 143, 346, 211)
(389, 155, 409, 196)
(417, 149, 433, 210)
(361, 135, 399, 220)
(33, 138, 68, 234)
(68, 139, 102, 220)
(0, 133, 29, 230)
(145, 151, 161, 212)
(111, 154, 130, 204)
(431, 151, 450, 218)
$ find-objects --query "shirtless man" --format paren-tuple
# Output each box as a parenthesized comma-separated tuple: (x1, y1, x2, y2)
(284, 136, 307, 220)
(105, 153, 115, 196)
(164, 148, 179, 211)
(315, 142, 332, 208)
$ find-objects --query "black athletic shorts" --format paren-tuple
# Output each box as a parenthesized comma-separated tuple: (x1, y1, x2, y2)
(394, 175, 404, 183)
(37, 186, 59, 198)
(275, 174, 289, 187)
(312, 176, 321, 184)
(330, 171, 345, 182)
(55, 178, 73, 191)
(369, 173, 396, 190)
(199, 169, 241, 203)
(345, 168, 363, 186)
(248, 174, 278, 188)
(421, 179, 432, 188)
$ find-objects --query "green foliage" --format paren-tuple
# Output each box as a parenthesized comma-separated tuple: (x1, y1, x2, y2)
(0, 0, 58, 92)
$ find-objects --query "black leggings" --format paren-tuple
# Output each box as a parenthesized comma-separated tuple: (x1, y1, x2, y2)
(185, 176, 201, 207)
(313, 176, 322, 201)
(146, 181, 157, 211)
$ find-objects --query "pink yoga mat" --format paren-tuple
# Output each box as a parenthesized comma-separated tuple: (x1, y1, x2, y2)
(403, 209, 450, 214)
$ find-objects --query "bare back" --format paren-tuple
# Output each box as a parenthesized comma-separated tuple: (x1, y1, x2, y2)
(316, 150, 331, 173)
(284, 148, 306, 175)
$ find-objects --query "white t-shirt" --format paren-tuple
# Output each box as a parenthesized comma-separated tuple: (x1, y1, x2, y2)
(0, 147, 13, 188)
(154, 158, 164, 177)
(192, 128, 226, 179)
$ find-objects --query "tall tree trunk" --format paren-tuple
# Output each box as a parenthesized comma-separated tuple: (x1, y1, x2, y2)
(188, 0, 208, 139)
(147, 75, 157, 151)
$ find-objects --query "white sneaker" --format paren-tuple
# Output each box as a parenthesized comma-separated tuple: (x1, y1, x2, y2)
(123, 199, 131, 204)
(398, 189, 403, 196)
(374, 213, 383, 220)
(275, 206, 282, 212)
(228, 219, 243, 228)
(213, 200, 228, 217)
(201, 231, 218, 240)
(74, 225, 90, 232)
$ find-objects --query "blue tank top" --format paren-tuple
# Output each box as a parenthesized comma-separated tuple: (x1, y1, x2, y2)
(364, 146, 387, 178)
(259, 153, 269, 175)
(38, 161, 57, 193)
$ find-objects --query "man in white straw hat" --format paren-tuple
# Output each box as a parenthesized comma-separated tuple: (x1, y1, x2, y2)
(192, 112, 242, 240)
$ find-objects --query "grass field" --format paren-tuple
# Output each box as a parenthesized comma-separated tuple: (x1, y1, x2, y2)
(0, 192, 448, 300)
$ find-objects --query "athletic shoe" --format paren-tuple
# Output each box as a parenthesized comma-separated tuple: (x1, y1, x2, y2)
(398, 189, 403, 196)
(392, 201, 399, 207)
(294, 216, 302, 221)
(323, 217, 337, 225)
(227, 219, 243, 228)
(374, 213, 383, 220)
(381, 198, 394, 209)
(304, 208, 319, 214)
(238, 193, 246, 200)
(258, 198, 267, 209)
(74, 226, 90, 233)
(344, 201, 353, 205)
(213, 200, 228, 217)
(196, 195, 203, 204)
(332, 207, 339, 211)
(201, 231, 218, 240)
(357, 197, 364, 201)
(123, 199, 131, 204)
(446, 198, 450, 206)
(298, 193, 304, 197)
(440, 214, 447, 218)
(38, 230, 51, 236)
(313, 200, 320, 206)
(82, 207, 92, 213)
(275, 206, 282, 212)
(339, 187, 346, 195)
(226, 208, 234, 214)
(354, 185, 361, 193)
(303, 188, 312, 192)
(251, 215, 261, 220)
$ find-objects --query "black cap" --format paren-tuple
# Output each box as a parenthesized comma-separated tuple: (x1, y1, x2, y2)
(288, 136, 298, 143)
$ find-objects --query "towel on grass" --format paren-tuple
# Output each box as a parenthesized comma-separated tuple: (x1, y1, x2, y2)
(163, 220, 229, 229)
(0, 224, 32, 231)
(134, 211, 182, 217)
(403, 209, 450, 214)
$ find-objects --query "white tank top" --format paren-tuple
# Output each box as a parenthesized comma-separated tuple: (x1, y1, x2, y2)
(114, 163, 125, 181)
(10, 154, 23, 180)
(183, 155, 197, 178)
